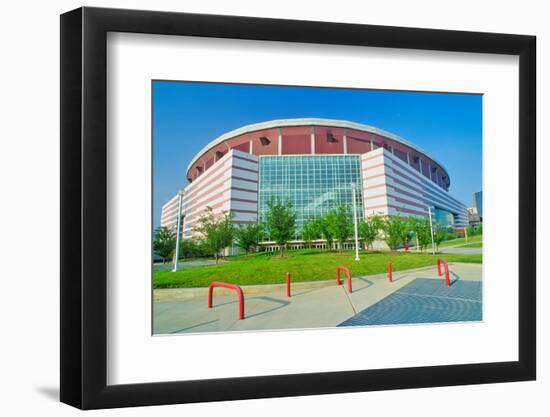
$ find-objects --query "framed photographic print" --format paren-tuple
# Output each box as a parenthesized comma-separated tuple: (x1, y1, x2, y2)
(60, 6, 536, 410)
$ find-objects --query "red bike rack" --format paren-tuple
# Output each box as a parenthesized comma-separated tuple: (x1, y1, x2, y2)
(207, 281, 245, 320)
(336, 266, 353, 293)
(286, 272, 291, 297)
(388, 261, 393, 283)
(437, 258, 442, 276)
(442, 260, 451, 287)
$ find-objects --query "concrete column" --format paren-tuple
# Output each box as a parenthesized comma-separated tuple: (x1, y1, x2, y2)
(248, 134, 253, 153)
(370, 140, 374, 151)
(419, 158, 423, 175)
(343, 128, 348, 154)
(277, 128, 282, 155)
(310, 126, 315, 154)
(407, 152, 410, 165)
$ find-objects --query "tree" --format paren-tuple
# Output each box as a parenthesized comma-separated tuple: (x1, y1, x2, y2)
(405, 216, 432, 252)
(433, 225, 448, 252)
(235, 224, 263, 254)
(264, 198, 296, 256)
(398, 217, 413, 249)
(405, 216, 419, 249)
(360, 214, 383, 251)
(153, 226, 176, 264)
(466, 224, 476, 238)
(318, 213, 335, 250)
(327, 205, 352, 251)
(179, 239, 208, 258)
(195, 207, 234, 264)
(301, 219, 321, 249)
(477, 224, 483, 235)
(415, 217, 433, 252)
(383, 215, 407, 250)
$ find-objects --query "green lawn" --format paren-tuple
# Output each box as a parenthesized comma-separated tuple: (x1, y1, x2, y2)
(437, 234, 483, 248)
(154, 249, 482, 289)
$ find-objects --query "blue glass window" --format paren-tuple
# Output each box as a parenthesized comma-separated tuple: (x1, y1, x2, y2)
(258, 155, 364, 239)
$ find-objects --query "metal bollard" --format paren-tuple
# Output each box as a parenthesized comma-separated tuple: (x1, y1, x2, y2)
(207, 281, 245, 320)
(286, 272, 291, 297)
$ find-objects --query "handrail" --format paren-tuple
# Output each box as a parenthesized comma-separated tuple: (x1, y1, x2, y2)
(286, 272, 291, 297)
(388, 261, 393, 283)
(207, 281, 244, 320)
(336, 266, 353, 293)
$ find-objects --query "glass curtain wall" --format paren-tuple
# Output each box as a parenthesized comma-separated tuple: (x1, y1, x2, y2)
(434, 207, 456, 228)
(258, 155, 364, 240)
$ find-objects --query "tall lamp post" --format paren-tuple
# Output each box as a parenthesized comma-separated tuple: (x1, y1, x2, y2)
(172, 189, 185, 272)
(351, 182, 360, 261)
(428, 206, 435, 255)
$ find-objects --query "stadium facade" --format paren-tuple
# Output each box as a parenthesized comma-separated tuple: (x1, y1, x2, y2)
(160, 118, 468, 245)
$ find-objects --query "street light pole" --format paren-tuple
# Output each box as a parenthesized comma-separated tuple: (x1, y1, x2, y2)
(351, 182, 360, 261)
(428, 206, 435, 255)
(172, 189, 184, 272)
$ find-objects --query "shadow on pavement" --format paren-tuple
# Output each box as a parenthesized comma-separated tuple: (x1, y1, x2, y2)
(450, 271, 461, 286)
(352, 277, 374, 293)
(245, 296, 290, 319)
(291, 287, 324, 298)
(170, 319, 219, 333)
(391, 273, 411, 283)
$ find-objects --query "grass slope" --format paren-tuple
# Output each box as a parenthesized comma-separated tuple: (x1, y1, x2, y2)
(437, 234, 482, 248)
(154, 249, 482, 289)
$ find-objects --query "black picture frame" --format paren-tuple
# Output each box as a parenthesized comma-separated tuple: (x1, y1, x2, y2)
(60, 6, 536, 410)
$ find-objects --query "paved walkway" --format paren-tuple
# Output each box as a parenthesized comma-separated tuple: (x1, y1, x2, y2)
(153, 263, 482, 334)
(153, 259, 222, 271)
(439, 247, 482, 255)
(339, 278, 481, 326)
(399, 245, 482, 255)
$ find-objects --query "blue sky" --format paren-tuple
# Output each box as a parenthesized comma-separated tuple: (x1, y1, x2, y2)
(153, 81, 482, 228)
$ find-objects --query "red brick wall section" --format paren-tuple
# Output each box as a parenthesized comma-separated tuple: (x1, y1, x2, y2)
(372, 134, 387, 150)
(233, 142, 249, 153)
(226, 134, 250, 153)
(346, 137, 369, 154)
(250, 128, 279, 156)
(314, 126, 344, 154)
(186, 124, 450, 190)
(281, 126, 311, 154)
(347, 129, 373, 154)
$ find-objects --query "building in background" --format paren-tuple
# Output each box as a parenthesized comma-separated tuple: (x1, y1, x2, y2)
(473, 191, 483, 221)
(467, 207, 482, 226)
(160, 118, 469, 245)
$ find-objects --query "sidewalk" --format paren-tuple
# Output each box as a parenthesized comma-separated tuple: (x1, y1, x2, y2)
(439, 247, 482, 254)
(153, 263, 482, 334)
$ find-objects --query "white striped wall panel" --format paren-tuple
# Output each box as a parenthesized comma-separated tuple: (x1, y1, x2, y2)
(361, 148, 468, 226)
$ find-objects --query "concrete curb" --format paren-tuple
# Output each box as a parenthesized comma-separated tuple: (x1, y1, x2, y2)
(154, 279, 337, 301)
(153, 263, 450, 302)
